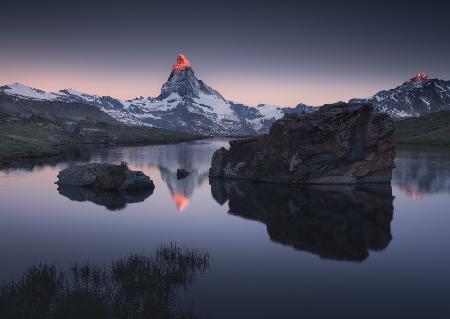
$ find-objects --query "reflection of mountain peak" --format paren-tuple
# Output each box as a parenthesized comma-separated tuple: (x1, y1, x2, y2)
(149, 141, 226, 211)
(210, 179, 394, 262)
(160, 168, 210, 212)
(171, 191, 190, 212)
(394, 147, 450, 198)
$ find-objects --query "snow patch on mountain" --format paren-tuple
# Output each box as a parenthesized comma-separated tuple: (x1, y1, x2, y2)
(3, 83, 58, 101)
(123, 93, 181, 112)
(194, 92, 236, 118)
(256, 104, 284, 119)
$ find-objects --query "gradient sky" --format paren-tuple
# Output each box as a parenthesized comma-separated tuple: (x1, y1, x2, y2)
(1, 0, 450, 106)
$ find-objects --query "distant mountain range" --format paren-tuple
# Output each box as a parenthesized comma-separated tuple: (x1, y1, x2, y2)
(0, 55, 312, 136)
(350, 73, 450, 119)
(1, 55, 450, 135)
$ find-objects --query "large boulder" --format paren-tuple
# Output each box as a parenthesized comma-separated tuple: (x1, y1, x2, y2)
(56, 163, 154, 191)
(209, 102, 395, 184)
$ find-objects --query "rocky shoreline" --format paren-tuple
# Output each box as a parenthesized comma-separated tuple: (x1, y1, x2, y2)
(0, 114, 203, 162)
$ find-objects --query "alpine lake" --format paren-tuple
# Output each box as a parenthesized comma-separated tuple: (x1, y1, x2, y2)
(1, 139, 449, 318)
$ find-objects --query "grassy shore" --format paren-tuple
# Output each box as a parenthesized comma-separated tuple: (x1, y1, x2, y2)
(395, 111, 450, 146)
(0, 115, 203, 161)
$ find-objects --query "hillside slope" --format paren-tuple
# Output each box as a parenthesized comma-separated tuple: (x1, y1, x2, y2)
(0, 114, 201, 161)
(395, 111, 450, 145)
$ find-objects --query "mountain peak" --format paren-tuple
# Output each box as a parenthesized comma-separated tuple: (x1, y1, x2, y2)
(404, 72, 429, 85)
(160, 54, 225, 100)
(172, 54, 191, 73)
(1, 82, 56, 100)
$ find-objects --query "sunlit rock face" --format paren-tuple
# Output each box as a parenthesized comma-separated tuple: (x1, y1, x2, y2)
(403, 72, 429, 85)
(210, 102, 396, 184)
(210, 179, 394, 261)
(172, 54, 192, 73)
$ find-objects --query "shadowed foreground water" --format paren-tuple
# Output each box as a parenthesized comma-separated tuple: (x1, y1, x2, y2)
(0, 140, 449, 318)
(0, 243, 209, 319)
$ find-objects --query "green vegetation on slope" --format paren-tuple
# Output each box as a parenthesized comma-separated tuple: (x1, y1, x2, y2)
(0, 114, 202, 161)
(395, 111, 450, 145)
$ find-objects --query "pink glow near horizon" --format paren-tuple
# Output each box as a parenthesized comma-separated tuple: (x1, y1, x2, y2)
(1, 64, 383, 106)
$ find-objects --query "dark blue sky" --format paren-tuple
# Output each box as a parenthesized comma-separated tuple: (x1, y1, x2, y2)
(1, 0, 449, 105)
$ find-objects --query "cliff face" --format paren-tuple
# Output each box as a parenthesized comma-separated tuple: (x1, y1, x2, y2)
(210, 102, 395, 184)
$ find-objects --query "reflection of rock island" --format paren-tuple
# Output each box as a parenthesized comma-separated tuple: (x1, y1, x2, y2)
(58, 186, 153, 211)
(210, 179, 394, 261)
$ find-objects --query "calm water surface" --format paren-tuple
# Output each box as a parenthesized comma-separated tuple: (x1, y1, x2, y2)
(1, 139, 450, 318)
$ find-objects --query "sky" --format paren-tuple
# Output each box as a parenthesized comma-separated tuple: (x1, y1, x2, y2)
(1, 0, 450, 106)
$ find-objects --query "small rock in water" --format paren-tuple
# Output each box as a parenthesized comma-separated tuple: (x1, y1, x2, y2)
(176, 168, 190, 180)
(56, 163, 155, 191)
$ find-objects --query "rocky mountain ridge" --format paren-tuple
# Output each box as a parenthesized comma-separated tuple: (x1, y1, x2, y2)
(350, 73, 450, 119)
(3, 56, 450, 135)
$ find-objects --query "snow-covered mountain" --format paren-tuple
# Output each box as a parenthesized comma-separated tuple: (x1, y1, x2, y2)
(4, 59, 450, 135)
(350, 73, 450, 119)
(1, 54, 315, 135)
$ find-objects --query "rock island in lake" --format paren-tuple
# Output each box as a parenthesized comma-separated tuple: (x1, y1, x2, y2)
(56, 162, 155, 191)
(209, 102, 395, 184)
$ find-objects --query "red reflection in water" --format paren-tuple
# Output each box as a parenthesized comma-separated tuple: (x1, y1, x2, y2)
(171, 191, 190, 212)
(399, 187, 423, 201)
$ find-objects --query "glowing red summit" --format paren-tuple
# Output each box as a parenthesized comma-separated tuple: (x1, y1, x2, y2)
(404, 72, 429, 85)
(172, 54, 192, 73)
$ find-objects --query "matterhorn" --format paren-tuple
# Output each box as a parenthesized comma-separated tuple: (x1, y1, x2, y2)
(117, 53, 291, 135)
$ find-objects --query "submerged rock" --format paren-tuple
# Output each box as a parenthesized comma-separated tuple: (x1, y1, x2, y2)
(209, 102, 395, 184)
(56, 163, 155, 191)
(176, 168, 190, 180)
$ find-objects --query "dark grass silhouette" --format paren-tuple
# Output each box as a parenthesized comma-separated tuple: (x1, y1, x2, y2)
(0, 243, 209, 319)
